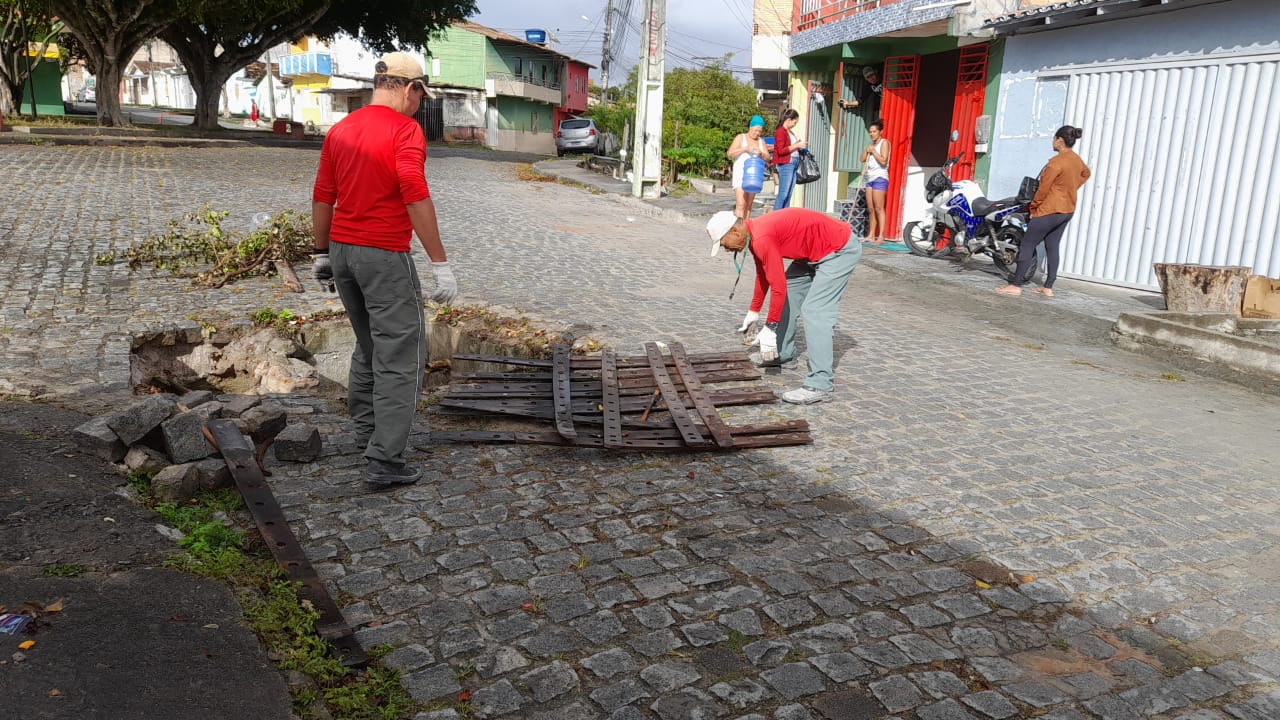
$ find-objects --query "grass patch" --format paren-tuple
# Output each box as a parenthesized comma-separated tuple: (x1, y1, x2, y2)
(129, 474, 419, 719)
(43, 563, 86, 578)
(513, 162, 604, 194)
(1160, 372, 1186, 382)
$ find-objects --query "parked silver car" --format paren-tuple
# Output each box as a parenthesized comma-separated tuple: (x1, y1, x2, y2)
(555, 118, 600, 156)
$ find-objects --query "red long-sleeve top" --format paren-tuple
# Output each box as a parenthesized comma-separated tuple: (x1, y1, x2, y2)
(772, 126, 796, 165)
(312, 105, 431, 252)
(747, 208, 853, 323)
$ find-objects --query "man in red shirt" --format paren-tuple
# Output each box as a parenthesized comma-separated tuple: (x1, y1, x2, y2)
(708, 207, 861, 404)
(311, 52, 458, 487)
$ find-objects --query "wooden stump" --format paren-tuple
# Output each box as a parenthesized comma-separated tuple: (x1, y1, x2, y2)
(1153, 263, 1251, 314)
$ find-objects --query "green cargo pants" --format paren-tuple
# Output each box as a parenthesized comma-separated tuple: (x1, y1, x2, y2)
(330, 241, 425, 465)
(776, 233, 861, 392)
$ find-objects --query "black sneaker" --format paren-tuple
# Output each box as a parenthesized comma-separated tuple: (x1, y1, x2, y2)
(365, 459, 422, 487)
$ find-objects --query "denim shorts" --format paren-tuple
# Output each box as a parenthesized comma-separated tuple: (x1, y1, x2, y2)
(866, 177, 889, 191)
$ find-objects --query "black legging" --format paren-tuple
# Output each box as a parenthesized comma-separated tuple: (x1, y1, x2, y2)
(1013, 212, 1074, 288)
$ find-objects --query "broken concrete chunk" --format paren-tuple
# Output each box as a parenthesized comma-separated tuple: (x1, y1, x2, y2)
(191, 458, 233, 491)
(189, 401, 225, 421)
(73, 415, 128, 462)
(161, 411, 214, 464)
(223, 394, 262, 418)
(241, 402, 288, 444)
(273, 423, 322, 463)
(107, 395, 176, 446)
(124, 446, 170, 475)
(152, 463, 201, 503)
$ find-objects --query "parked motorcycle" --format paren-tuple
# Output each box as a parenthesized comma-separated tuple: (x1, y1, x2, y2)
(903, 152, 1038, 284)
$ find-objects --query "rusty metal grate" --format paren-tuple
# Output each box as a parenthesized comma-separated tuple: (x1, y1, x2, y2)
(431, 342, 812, 450)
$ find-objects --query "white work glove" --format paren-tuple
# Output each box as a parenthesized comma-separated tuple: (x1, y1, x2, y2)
(737, 310, 759, 334)
(313, 252, 335, 293)
(756, 325, 778, 362)
(430, 262, 458, 305)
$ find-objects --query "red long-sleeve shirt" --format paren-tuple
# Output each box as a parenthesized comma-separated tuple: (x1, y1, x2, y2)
(312, 105, 431, 252)
(747, 208, 853, 323)
(773, 126, 796, 165)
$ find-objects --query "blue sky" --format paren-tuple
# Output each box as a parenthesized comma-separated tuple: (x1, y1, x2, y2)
(470, 0, 756, 85)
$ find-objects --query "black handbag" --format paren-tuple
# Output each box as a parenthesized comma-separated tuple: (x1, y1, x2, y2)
(796, 150, 821, 185)
(1017, 174, 1040, 204)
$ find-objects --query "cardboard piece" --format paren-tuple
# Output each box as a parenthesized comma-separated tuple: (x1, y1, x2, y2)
(1242, 275, 1280, 319)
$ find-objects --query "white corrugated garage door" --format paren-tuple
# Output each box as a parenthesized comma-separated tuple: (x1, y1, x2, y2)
(1050, 52, 1280, 289)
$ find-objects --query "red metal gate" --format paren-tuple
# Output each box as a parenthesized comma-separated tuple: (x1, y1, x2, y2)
(881, 54, 920, 240)
(947, 44, 989, 182)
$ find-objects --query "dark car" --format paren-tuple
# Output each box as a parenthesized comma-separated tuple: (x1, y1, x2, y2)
(555, 118, 600, 157)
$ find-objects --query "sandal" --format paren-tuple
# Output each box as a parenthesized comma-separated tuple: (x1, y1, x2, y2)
(994, 285, 1022, 297)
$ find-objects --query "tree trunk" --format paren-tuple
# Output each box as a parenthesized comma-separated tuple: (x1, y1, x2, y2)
(93, 55, 128, 126)
(1153, 263, 1252, 314)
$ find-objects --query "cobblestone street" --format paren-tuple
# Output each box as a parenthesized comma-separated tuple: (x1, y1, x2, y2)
(2, 145, 1279, 719)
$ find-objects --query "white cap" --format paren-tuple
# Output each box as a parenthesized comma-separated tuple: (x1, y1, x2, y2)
(706, 211, 738, 256)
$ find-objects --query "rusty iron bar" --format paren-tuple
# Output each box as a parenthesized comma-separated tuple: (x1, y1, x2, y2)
(443, 368, 763, 398)
(451, 350, 750, 368)
(600, 348, 623, 447)
(204, 419, 367, 667)
(668, 342, 734, 449)
(429, 429, 810, 449)
(552, 344, 576, 439)
(644, 342, 704, 446)
(450, 360, 758, 383)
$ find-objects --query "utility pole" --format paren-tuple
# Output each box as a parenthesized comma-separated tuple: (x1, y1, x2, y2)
(264, 46, 278, 122)
(630, 0, 666, 199)
(599, 0, 614, 101)
(147, 41, 157, 108)
(17, 0, 37, 119)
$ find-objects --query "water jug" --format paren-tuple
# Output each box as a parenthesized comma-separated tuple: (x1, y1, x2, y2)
(742, 154, 766, 194)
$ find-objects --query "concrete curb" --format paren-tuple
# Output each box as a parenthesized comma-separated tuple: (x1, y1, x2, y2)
(1113, 312, 1280, 383)
(0, 133, 250, 148)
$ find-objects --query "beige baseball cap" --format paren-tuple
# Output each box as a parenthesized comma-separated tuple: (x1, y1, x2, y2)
(375, 52, 428, 91)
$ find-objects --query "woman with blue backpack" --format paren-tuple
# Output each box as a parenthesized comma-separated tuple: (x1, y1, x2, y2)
(727, 114, 772, 219)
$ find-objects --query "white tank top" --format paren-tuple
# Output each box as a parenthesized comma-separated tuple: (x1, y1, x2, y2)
(865, 139, 888, 181)
(732, 135, 768, 188)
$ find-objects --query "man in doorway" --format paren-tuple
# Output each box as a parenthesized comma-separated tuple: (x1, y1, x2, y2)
(838, 64, 883, 111)
(708, 208, 862, 405)
(311, 52, 459, 488)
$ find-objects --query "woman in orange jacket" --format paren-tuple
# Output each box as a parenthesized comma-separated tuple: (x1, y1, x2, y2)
(996, 125, 1091, 298)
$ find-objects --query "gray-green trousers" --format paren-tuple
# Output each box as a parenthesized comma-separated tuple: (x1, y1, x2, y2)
(330, 241, 424, 465)
(777, 233, 861, 392)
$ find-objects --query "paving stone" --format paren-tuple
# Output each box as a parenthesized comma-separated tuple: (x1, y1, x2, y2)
(640, 662, 702, 693)
(403, 664, 462, 701)
(761, 663, 826, 700)
(273, 422, 321, 462)
(809, 689, 884, 720)
(1082, 693, 1142, 719)
(528, 572, 585, 597)
(773, 705, 815, 720)
(489, 612, 539, 642)
(669, 593, 729, 620)
(1063, 671, 1112, 698)
(518, 627, 582, 657)
(1068, 632, 1118, 659)
(519, 660, 579, 702)
(916, 698, 980, 720)
(763, 598, 816, 629)
(608, 709, 647, 720)
(903, 602, 954, 628)
(681, 621, 729, 647)
(614, 556, 662, 577)
(222, 395, 261, 417)
(1207, 661, 1276, 686)
(719, 608, 764, 636)
(241, 402, 288, 444)
(589, 680, 652, 712)
(1109, 658, 1162, 684)
(633, 574, 688, 600)
(545, 594, 596, 622)
(911, 671, 969, 699)
(477, 646, 530, 678)
(762, 572, 814, 596)
(809, 591, 856, 617)
(629, 629, 685, 658)
(709, 678, 772, 709)
(595, 583, 639, 608)
(471, 678, 525, 718)
(854, 612, 909, 638)
(649, 688, 725, 720)
(792, 623, 858, 654)
(632, 603, 677, 629)
(381, 644, 436, 673)
(108, 395, 175, 446)
(961, 691, 1018, 719)
(869, 675, 924, 713)
(968, 656, 1023, 682)
(378, 584, 431, 615)
(677, 565, 733, 587)
(743, 640, 792, 667)
(808, 652, 872, 683)
(473, 585, 533, 616)
(582, 648, 638, 679)
(437, 625, 485, 658)
(573, 610, 627, 643)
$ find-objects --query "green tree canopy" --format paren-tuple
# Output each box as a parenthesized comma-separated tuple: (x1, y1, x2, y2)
(1, 0, 64, 116)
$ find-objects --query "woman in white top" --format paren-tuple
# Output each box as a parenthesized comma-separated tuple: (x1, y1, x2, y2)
(727, 114, 772, 219)
(860, 119, 890, 244)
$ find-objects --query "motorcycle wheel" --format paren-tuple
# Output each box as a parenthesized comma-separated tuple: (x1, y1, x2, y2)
(903, 221, 953, 258)
(991, 226, 1040, 284)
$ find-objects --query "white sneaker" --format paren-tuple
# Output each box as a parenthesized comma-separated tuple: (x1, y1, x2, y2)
(781, 386, 833, 405)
